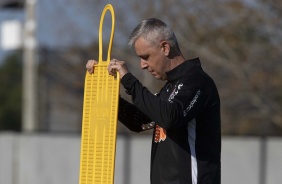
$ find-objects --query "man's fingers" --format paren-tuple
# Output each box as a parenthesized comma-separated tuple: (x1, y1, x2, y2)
(108, 59, 128, 79)
(86, 60, 98, 74)
(108, 59, 120, 75)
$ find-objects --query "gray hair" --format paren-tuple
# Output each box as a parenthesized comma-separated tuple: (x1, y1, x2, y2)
(128, 18, 179, 50)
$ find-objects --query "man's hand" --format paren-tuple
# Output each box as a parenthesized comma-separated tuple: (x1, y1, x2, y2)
(86, 59, 129, 79)
(86, 60, 98, 74)
(107, 59, 129, 79)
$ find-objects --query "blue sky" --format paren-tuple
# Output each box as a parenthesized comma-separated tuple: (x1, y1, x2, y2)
(0, 0, 133, 64)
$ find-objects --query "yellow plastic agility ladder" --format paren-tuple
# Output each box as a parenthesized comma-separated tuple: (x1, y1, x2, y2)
(79, 4, 120, 184)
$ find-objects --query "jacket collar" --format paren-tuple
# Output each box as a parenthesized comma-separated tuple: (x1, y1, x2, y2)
(165, 58, 201, 82)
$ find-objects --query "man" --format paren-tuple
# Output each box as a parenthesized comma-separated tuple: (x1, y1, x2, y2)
(86, 18, 221, 184)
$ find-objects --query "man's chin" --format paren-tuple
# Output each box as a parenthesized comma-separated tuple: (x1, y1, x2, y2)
(154, 75, 163, 80)
(150, 73, 164, 80)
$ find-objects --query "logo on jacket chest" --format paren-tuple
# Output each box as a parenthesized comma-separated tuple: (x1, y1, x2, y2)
(167, 83, 183, 103)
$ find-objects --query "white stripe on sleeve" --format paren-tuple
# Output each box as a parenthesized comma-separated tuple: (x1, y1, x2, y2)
(188, 119, 198, 184)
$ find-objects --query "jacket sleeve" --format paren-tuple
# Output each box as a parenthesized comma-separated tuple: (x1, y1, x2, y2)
(118, 96, 154, 132)
(121, 73, 209, 130)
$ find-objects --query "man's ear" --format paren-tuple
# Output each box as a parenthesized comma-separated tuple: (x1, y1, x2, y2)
(160, 41, 170, 56)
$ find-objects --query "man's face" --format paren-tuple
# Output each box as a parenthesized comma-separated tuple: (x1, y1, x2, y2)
(134, 37, 169, 80)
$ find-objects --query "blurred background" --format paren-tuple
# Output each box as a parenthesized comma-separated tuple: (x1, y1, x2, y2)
(0, 0, 281, 183)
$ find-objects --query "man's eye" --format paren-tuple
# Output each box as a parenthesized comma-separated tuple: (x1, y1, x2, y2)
(142, 55, 149, 60)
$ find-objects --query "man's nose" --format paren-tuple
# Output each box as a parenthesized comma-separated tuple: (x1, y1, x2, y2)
(140, 59, 148, 69)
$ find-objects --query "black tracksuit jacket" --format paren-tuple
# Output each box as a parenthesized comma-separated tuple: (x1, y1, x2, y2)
(118, 58, 221, 184)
